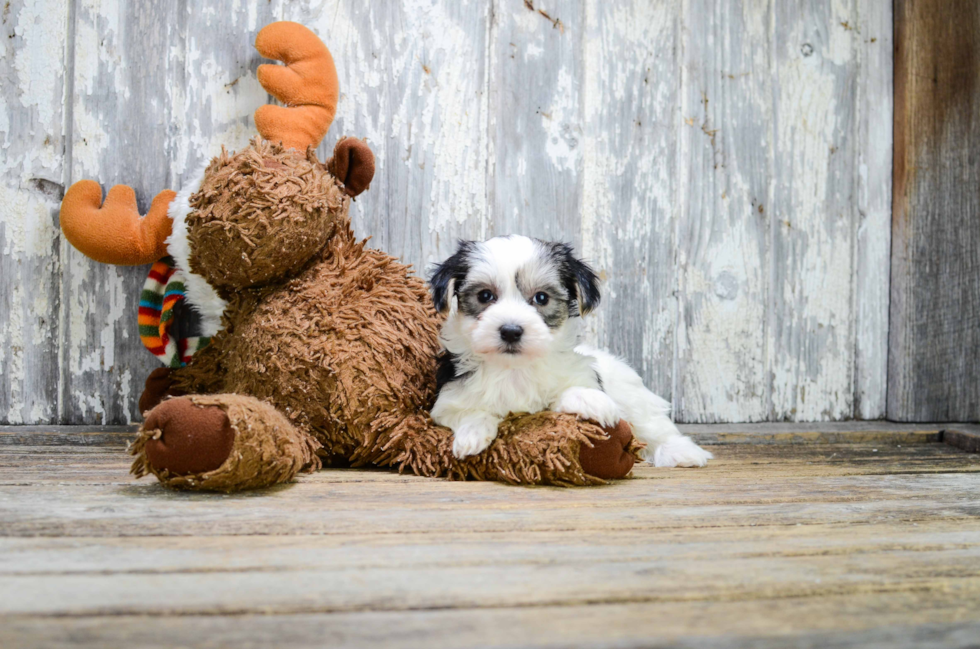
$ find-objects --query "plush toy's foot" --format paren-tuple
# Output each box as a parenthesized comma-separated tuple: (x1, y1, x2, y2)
(131, 394, 321, 492)
(579, 419, 638, 480)
(141, 397, 235, 475)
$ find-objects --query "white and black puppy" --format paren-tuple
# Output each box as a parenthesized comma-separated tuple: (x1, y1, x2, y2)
(429, 235, 712, 467)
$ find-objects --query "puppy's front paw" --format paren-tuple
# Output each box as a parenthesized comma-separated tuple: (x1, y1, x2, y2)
(452, 416, 499, 459)
(555, 387, 621, 428)
(653, 435, 713, 468)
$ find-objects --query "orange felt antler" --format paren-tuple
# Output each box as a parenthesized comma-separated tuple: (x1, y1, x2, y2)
(60, 181, 175, 265)
(254, 22, 339, 151)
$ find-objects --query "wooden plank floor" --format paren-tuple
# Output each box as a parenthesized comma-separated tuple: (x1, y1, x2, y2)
(1, 432, 980, 648)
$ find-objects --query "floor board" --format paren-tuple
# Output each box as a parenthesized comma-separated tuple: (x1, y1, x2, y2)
(1, 437, 979, 647)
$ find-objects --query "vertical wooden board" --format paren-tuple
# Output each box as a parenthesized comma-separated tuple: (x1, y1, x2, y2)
(673, 0, 772, 422)
(578, 1, 678, 400)
(0, 0, 69, 424)
(852, 0, 892, 420)
(489, 0, 583, 242)
(65, 0, 180, 424)
(770, 0, 859, 421)
(168, 0, 282, 187)
(890, 0, 980, 422)
(383, 0, 491, 274)
(294, 0, 491, 276)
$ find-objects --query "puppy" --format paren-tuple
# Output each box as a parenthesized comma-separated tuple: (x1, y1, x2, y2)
(429, 235, 712, 467)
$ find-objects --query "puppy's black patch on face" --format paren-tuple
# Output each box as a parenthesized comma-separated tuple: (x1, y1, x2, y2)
(457, 283, 498, 318)
(429, 241, 475, 313)
(541, 305, 567, 329)
(546, 242, 601, 317)
(519, 282, 568, 330)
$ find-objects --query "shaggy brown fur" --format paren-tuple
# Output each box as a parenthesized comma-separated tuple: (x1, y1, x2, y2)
(188, 142, 344, 289)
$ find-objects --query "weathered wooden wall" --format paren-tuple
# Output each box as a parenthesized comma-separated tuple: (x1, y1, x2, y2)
(0, 0, 893, 425)
(890, 0, 980, 423)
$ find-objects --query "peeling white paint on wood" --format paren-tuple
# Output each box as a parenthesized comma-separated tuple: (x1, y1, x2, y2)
(853, 2, 892, 420)
(675, 0, 772, 423)
(581, 0, 677, 401)
(0, 0, 893, 424)
(770, 0, 859, 421)
(490, 0, 582, 243)
(0, 0, 69, 425)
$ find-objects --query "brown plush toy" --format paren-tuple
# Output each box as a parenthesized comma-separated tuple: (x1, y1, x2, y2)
(59, 22, 642, 492)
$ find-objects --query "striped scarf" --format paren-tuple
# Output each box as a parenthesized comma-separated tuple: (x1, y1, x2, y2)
(139, 257, 211, 367)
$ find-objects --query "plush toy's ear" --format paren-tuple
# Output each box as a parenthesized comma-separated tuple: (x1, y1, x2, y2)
(552, 243, 601, 316)
(430, 241, 474, 314)
(327, 137, 375, 197)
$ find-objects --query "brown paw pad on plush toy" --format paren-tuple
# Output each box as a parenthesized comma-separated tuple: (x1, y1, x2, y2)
(580, 420, 641, 480)
(141, 397, 235, 476)
(60, 21, 641, 492)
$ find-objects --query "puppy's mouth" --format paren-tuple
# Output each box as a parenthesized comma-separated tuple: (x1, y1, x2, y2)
(472, 343, 525, 357)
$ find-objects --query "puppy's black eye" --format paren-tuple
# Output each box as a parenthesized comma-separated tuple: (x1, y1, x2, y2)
(477, 289, 496, 304)
(533, 292, 549, 306)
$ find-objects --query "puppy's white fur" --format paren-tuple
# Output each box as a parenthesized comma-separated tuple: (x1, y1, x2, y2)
(430, 235, 712, 468)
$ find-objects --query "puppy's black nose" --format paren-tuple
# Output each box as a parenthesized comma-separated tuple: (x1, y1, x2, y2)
(499, 324, 524, 343)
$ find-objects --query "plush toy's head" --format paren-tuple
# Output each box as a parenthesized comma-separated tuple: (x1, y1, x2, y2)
(182, 141, 344, 291)
(59, 21, 375, 281)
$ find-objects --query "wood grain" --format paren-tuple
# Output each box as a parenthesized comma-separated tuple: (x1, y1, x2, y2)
(854, 1, 893, 420)
(581, 0, 678, 401)
(2, 444, 979, 538)
(1, 441, 979, 646)
(0, 0, 70, 424)
(4, 539, 980, 616)
(489, 0, 582, 243)
(770, 0, 860, 421)
(3, 603, 980, 649)
(890, 0, 980, 422)
(944, 425, 980, 454)
(675, 0, 772, 422)
(1, 0, 898, 424)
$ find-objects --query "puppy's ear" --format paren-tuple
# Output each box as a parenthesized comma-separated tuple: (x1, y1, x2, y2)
(430, 241, 473, 314)
(554, 243, 601, 316)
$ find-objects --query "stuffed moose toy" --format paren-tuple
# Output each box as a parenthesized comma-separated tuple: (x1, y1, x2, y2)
(58, 22, 641, 491)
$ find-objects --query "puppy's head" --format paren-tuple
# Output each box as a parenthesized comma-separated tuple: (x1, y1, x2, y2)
(430, 236, 600, 362)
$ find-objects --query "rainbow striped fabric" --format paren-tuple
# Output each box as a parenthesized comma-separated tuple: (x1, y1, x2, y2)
(139, 257, 210, 367)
